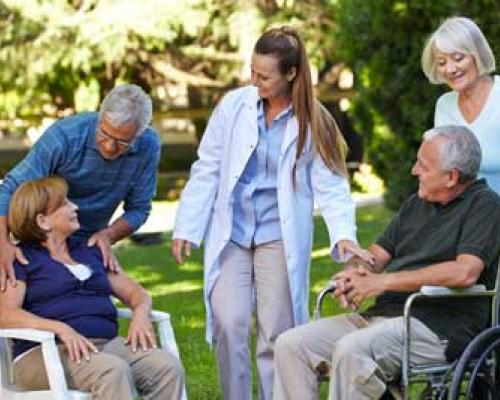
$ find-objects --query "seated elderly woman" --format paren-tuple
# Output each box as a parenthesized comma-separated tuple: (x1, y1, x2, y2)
(0, 176, 184, 399)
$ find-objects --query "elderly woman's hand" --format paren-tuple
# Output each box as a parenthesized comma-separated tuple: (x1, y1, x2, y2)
(55, 323, 99, 364)
(125, 312, 157, 352)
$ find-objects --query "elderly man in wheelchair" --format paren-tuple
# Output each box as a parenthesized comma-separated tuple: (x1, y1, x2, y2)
(0, 176, 185, 399)
(273, 125, 500, 400)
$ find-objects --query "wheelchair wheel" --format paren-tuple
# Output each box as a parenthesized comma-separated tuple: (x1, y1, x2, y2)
(448, 326, 500, 399)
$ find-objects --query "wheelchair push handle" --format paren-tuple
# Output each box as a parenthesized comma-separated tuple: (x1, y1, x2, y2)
(313, 280, 337, 320)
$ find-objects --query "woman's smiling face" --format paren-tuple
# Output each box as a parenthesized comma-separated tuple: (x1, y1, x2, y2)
(250, 53, 294, 100)
(434, 49, 480, 92)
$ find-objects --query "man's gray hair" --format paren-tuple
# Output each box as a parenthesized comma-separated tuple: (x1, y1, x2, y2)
(99, 84, 153, 137)
(423, 125, 481, 183)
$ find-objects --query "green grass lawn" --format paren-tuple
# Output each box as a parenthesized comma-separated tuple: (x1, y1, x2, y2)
(115, 204, 393, 399)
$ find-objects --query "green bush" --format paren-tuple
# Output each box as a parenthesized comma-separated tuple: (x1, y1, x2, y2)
(334, 0, 500, 209)
(0, 148, 28, 177)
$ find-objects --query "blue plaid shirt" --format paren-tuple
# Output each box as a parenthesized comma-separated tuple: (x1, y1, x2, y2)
(0, 112, 160, 238)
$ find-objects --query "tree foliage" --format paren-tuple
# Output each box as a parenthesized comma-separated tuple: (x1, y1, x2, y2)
(334, 0, 500, 209)
(0, 0, 338, 134)
(0, 0, 235, 130)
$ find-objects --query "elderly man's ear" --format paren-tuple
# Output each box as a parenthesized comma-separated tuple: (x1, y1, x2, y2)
(445, 169, 461, 188)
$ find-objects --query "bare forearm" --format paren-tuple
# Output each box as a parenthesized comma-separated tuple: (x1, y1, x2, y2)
(110, 273, 152, 317)
(381, 258, 483, 292)
(102, 218, 134, 244)
(0, 307, 66, 334)
(128, 288, 152, 317)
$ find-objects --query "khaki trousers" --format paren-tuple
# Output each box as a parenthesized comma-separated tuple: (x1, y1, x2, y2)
(274, 314, 447, 400)
(13, 336, 184, 400)
(211, 240, 294, 400)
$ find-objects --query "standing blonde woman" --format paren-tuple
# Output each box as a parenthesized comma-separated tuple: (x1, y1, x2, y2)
(172, 26, 372, 400)
(422, 16, 499, 192)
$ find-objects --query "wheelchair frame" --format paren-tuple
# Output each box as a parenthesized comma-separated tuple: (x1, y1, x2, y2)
(314, 259, 500, 400)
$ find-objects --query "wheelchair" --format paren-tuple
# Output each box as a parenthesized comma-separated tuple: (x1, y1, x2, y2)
(314, 263, 500, 400)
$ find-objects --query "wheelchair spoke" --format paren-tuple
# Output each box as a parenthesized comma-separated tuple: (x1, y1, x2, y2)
(449, 326, 500, 400)
(465, 337, 500, 398)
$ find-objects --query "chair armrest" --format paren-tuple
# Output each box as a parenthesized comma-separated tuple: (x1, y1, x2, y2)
(0, 328, 70, 397)
(116, 307, 133, 319)
(116, 308, 171, 323)
(0, 328, 54, 342)
(420, 285, 488, 296)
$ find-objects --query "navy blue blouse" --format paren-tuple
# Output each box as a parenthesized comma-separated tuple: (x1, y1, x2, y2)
(12, 238, 117, 358)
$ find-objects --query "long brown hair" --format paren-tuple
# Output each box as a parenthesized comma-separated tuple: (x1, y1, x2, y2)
(254, 26, 348, 180)
(316, 103, 348, 176)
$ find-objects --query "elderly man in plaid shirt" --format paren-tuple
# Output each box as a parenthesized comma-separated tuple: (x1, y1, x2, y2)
(0, 84, 161, 288)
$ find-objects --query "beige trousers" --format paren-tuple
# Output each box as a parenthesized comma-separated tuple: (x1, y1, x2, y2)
(211, 240, 294, 400)
(274, 314, 447, 400)
(13, 336, 184, 400)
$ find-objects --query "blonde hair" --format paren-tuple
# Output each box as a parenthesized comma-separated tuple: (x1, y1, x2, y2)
(422, 16, 495, 84)
(254, 26, 348, 181)
(8, 176, 68, 243)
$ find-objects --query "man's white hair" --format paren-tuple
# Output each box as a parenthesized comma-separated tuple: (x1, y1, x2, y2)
(99, 84, 153, 137)
(423, 125, 481, 183)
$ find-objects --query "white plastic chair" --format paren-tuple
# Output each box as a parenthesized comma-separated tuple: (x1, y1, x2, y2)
(0, 309, 187, 400)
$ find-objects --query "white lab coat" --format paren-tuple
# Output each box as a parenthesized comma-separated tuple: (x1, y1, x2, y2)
(173, 85, 357, 344)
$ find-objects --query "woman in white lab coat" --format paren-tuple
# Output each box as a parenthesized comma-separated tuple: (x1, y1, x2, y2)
(172, 26, 371, 400)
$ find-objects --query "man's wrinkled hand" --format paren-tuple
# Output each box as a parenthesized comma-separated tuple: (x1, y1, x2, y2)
(331, 277, 352, 309)
(341, 269, 386, 309)
(332, 266, 372, 310)
(0, 239, 27, 291)
(87, 231, 121, 273)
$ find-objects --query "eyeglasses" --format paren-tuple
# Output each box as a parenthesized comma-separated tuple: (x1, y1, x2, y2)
(96, 128, 134, 150)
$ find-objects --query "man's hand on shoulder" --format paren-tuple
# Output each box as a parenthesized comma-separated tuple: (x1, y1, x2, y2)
(0, 238, 27, 291)
(87, 230, 121, 273)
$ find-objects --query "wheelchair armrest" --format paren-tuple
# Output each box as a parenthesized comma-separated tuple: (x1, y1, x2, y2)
(420, 285, 487, 296)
